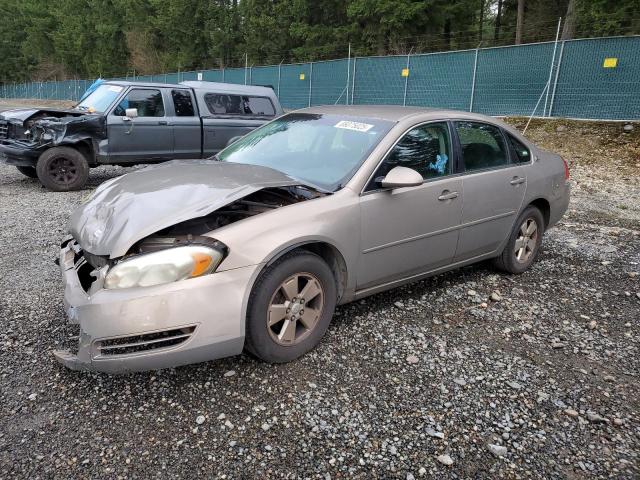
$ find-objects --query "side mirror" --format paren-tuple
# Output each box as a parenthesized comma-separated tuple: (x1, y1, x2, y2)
(124, 108, 138, 119)
(379, 166, 423, 189)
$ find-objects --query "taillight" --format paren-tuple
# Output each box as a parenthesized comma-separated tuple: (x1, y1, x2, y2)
(562, 157, 570, 180)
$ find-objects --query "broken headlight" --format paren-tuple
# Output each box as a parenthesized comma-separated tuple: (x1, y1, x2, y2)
(104, 245, 225, 289)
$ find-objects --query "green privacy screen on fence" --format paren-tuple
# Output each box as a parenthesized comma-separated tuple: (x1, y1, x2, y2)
(2, 35, 638, 120)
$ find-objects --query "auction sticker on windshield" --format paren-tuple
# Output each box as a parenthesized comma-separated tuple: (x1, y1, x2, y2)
(108, 86, 123, 93)
(334, 120, 374, 132)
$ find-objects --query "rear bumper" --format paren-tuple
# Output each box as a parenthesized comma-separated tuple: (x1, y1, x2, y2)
(54, 238, 259, 373)
(0, 140, 43, 166)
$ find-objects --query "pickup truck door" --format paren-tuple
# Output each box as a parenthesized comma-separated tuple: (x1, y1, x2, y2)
(107, 87, 174, 163)
(166, 88, 202, 159)
(198, 93, 276, 157)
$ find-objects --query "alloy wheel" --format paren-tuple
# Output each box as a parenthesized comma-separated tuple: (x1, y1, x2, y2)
(514, 218, 538, 263)
(48, 156, 79, 185)
(267, 272, 325, 346)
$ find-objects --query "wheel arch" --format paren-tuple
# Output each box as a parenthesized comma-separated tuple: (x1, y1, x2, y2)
(263, 241, 349, 303)
(527, 197, 551, 229)
(58, 138, 96, 166)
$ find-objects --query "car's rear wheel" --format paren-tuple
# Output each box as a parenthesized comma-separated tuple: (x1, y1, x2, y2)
(245, 250, 337, 363)
(16, 166, 38, 178)
(36, 146, 89, 192)
(493, 206, 544, 274)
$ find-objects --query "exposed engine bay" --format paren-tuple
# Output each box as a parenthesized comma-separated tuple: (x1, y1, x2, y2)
(129, 186, 324, 254)
(0, 108, 104, 145)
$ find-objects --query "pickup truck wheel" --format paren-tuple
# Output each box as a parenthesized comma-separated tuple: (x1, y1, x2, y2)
(36, 146, 89, 192)
(16, 166, 38, 178)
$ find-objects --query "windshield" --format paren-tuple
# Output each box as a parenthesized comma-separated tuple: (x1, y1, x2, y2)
(75, 84, 124, 113)
(217, 113, 394, 191)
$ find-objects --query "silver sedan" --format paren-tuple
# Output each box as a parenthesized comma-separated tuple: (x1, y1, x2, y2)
(55, 106, 570, 372)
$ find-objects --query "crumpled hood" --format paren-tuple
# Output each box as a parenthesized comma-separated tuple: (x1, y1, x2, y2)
(70, 160, 300, 258)
(0, 108, 84, 123)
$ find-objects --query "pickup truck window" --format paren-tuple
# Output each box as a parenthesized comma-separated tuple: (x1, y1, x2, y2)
(113, 89, 165, 117)
(204, 93, 275, 116)
(171, 90, 195, 117)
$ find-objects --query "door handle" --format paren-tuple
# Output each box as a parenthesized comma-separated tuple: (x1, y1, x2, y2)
(438, 190, 459, 201)
(510, 176, 526, 185)
(158, 121, 168, 125)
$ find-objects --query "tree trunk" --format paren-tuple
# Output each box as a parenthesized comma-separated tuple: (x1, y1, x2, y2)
(478, 0, 485, 42)
(515, 0, 525, 45)
(561, 0, 576, 40)
(444, 17, 451, 50)
(494, 0, 503, 41)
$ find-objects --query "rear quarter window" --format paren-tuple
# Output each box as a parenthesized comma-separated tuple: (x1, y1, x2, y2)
(507, 134, 532, 163)
(204, 93, 275, 116)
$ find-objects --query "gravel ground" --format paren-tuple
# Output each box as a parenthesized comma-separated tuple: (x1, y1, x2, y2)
(0, 118, 639, 479)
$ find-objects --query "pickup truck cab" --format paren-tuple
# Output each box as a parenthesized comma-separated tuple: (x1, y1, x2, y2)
(0, 80, 283, 191)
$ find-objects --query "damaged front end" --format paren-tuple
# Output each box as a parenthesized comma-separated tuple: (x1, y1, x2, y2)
(0, 109, 104, 166)
(55, 162, 326, 372)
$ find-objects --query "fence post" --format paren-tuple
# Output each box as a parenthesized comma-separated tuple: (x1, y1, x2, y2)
(222, 68, 225, 83)
(346, 43, 351, 105)
(308, 62, 313, 107)
(543, 17, 562, 117)
(351, 57, 357, 104)
(469, 43, 481, 112)
(277, 60, 283, 97)
(402, 48, 413, 107)
(548, 40, 565, 118)
(244, 53, 248, 85)
(249, 65, 253, 84)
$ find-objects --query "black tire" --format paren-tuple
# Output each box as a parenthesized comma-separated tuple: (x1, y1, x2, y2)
(16, 166, 38, 178)
(493, 206, 545, 274)
(36, 146, 89, 192)
(245, 250, 337, 363)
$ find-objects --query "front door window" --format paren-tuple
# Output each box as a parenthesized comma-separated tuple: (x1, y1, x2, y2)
(367, 122, 451, 191)
(113, 89, 165, 117)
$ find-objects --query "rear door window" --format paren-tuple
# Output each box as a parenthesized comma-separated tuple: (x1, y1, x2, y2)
(455, 121, 508, 172)
(171, 89, 195, 116)
(204, 93, 275, 116)
(113, 89, 165, 117)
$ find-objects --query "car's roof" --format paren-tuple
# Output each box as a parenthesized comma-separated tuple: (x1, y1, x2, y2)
(106, 80, 185, 89)
(104, 80, 275, 95)
(181, 81, 276, 96)
(296, 105, 501, 123)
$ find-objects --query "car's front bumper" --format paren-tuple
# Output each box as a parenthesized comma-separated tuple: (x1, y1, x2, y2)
(53, 238, 259, 373)
(0, 139, 44, 166)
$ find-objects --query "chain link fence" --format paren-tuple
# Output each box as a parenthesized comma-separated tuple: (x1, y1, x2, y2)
(1, 35, 638, 120)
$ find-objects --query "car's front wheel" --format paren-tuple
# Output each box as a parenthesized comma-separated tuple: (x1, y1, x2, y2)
(36, 146, 89, 192)
(16, 166, 38, 178)
(245, 250, 337, 363)
(493, 206, 544, 274)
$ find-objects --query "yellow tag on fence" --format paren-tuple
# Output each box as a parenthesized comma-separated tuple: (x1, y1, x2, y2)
(299, 73, 305, 80)
(603, 58, 618, 68)
(401, 68, 410, 77)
